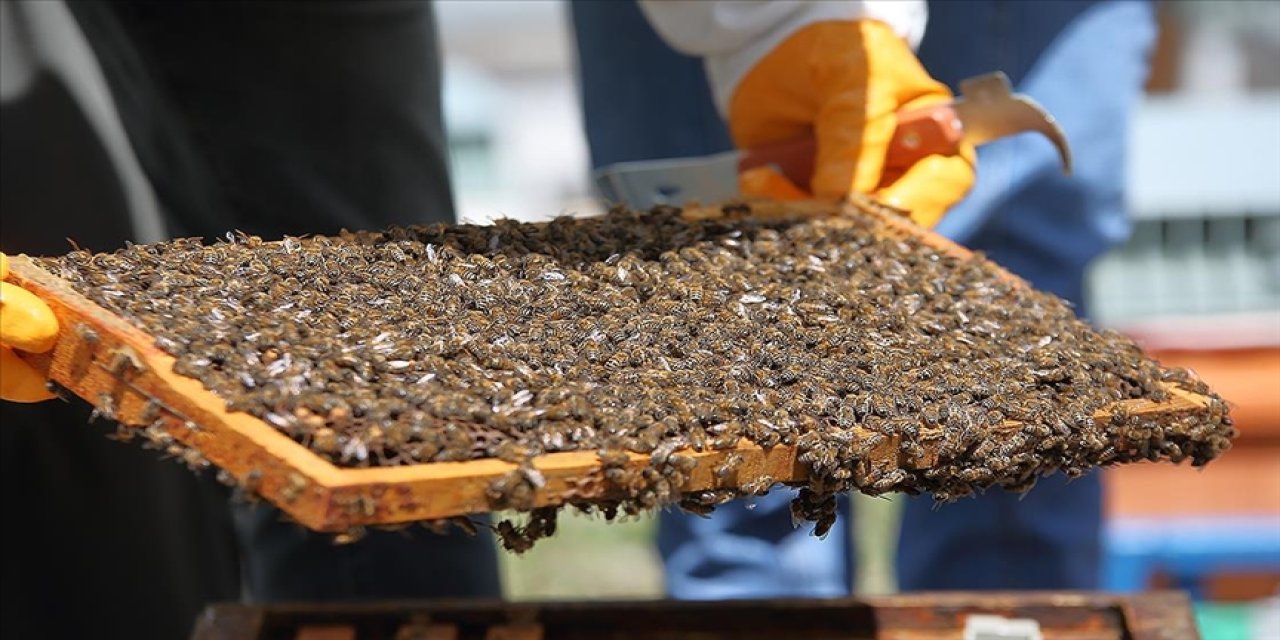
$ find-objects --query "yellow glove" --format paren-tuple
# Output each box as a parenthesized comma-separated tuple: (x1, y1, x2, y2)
(1, 253, 59, 402)
(729, 19, 976, 228)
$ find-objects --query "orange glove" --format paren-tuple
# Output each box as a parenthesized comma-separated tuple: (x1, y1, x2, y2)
(1, 253, 59, 402)
(729, 19, 975, 228)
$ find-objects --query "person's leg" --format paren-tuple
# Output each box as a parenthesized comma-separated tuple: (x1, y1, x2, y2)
(572, 0, 852, 598)
(898, 0, 1157, 591)
(233, 505, 500, 601)
(78, 0, 501, 600)
(2, 24, 241, 634)
(0, 403, 243, 640)
(94, 0, 458, 238)
(659, 492, 854, 599)
(898, 475, 1103, 590)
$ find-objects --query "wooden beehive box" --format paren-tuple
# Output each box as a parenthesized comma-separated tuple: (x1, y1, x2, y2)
(4, 199, 1221, 532)
(190, 591, 1201, 640)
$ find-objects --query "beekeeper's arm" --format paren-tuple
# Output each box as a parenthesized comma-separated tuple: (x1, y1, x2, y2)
(638, 0, 974, 227)
(0, 254, 59, 402)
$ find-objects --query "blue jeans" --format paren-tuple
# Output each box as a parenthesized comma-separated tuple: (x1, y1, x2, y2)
(571, 0, 1156, 596)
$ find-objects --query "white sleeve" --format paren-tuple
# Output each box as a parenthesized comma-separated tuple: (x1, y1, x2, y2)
(638, 0, 928, 115)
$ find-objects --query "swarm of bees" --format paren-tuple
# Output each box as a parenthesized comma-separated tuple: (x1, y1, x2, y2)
(43, 204, 1235, 552)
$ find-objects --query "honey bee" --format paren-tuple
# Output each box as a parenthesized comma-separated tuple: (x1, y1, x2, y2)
(333, 526, 367, 545)
(277, 473, 308, 504)
(739, 475, 775, 496)
(90, 392, 118, 423)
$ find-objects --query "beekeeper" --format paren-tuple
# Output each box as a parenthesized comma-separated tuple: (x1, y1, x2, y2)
(1, 3, 498, 638)
(572, 0, 1157, 596)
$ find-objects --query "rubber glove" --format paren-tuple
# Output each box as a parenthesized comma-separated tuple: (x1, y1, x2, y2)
(729, 19, 975, 228)
(1, 253, 59, 402)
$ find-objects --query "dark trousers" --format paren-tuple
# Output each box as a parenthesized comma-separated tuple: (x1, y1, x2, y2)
(3, 4, 498, 638)
(1, 24, 240, 640)
(76, 0, 502, 603)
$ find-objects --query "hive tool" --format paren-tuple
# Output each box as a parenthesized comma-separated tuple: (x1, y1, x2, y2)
(592, 71, 1073, 209)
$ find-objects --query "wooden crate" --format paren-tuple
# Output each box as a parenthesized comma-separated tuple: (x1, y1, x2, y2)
(5, 199, 1218, 532)
(190, 591, 1201, 640)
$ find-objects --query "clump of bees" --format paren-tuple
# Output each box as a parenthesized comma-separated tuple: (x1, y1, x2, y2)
(41, 204, 1235, 551)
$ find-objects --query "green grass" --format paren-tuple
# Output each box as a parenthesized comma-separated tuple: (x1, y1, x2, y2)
(498, 510, 664, 600)
(852, 494, 903, 595)
(497, 494, 905, 600)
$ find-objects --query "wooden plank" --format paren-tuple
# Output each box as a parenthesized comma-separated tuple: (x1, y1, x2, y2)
(485, 624, 544, 640)
(295, 627, 356, 640)
(191, 605, 265, 640)
(1119, 591, 1201, 640)
(395, 624, 459, 640)
(4, 199, 1219, 532)
(1141, 346, 1280, 437)
(188, 592, 1195, 640)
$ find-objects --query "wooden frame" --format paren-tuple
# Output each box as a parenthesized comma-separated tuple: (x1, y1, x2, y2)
(6, 200, 1215, 532)
(190, 591, 1201, 640)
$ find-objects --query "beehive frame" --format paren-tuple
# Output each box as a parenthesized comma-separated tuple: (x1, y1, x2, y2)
(6, 199, 1212, 532)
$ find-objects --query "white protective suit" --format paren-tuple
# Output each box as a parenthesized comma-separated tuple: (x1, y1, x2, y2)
(637, 1, 927, 115)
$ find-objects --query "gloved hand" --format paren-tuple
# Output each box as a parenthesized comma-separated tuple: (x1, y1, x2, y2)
(729, 19, 976, 228)
(1, 253, 59, 402)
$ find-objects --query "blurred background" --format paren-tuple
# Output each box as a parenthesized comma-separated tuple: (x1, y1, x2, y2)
(433, 1, 1280, 637)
